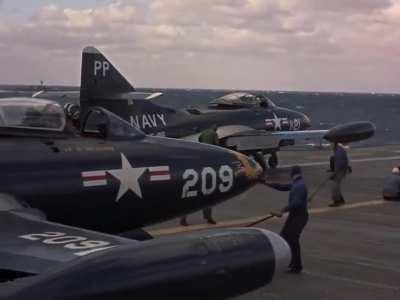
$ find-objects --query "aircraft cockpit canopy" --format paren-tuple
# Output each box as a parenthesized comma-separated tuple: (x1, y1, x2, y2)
(82, 107, 145, 139)
(208, 92, 276, 109)
(0, 98, 66, 131)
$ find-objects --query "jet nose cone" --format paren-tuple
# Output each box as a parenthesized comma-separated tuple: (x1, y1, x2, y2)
(233, 152, 263, 182)
(256, 228, 291, 274)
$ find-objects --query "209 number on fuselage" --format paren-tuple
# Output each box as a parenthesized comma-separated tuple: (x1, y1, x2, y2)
(19, 232, 115, 256)
(182, 165, 233, 199)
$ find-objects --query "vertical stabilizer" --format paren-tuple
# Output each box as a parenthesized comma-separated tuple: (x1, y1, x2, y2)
(79, 46, 177, 134)
(80, 46, 134, 99)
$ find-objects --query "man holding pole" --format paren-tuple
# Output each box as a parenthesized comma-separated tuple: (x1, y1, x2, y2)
(262, 165, 309, 274)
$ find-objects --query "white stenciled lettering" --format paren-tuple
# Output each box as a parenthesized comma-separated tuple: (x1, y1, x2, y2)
(102, 61, 110, 77)
(19, 232, 115, 256)
(94, 61, 102, 76)
(142, 115, 152, 128)
(291, 118, 301, 130)
(147, 114, 157, 127)
(201, 167, 217, 196)
(181, 165, 234, 199)
(65, 240, 111, 250)
(129, 114, 167, 129)
(157, 113, 167, 126)
(130, 115, 140, 129)
(94, 60, 110, 77)
(20, 232, 64, 241)
(43, 236, 87, 245)
(182, 169, 198, 198)
(219, 165, 234, 193)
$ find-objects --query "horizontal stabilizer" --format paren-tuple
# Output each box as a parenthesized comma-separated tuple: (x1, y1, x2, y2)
(32, 90, 80, 99)
(146, 92, 163, 100)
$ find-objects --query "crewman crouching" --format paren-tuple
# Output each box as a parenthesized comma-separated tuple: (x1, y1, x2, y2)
(262, 165, 309, 274)
(383, 167, 400, 201)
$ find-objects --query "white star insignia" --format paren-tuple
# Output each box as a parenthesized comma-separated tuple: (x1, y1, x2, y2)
(272, 113, 282, 131)
(107, 153, 147, 202)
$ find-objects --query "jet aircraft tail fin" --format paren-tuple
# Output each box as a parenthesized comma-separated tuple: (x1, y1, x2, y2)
(80, 46, 135, 99)
(80, 46, 176, 133)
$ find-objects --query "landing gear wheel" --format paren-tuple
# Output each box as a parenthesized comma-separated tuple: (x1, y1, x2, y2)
(252, 152, 267, 172)
(268, 152, 278, 169)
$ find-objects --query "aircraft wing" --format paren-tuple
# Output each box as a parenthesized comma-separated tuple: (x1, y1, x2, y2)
(222, 128, 327, 151)
(0, 202, 290, 298)
(0, 208, 135, 276)
(32, 90, 163, 102)
(220, 121, 375, 152)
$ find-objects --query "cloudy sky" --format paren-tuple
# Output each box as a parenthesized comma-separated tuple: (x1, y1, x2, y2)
(0, 0, 399, 92)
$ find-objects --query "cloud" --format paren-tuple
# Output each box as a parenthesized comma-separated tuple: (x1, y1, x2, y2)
(0, 0, 399, 92)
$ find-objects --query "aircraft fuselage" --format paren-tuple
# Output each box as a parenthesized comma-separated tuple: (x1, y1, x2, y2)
(81, 98, 311, 138)
(0, 134, 260, 233)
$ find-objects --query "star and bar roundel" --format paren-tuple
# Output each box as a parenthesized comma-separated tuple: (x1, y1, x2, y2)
(81, 153, 171, 202)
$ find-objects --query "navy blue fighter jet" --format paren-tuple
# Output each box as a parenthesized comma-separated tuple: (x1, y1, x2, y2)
(72, 47, 374, 169)
(0, 97, 292, 299)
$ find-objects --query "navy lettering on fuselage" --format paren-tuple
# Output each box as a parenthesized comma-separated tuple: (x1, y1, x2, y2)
(130, 114, 167, 130)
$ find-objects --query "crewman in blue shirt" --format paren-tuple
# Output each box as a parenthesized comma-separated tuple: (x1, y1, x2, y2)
(264, 165, 309, 274)
(329, 142, 350, 207)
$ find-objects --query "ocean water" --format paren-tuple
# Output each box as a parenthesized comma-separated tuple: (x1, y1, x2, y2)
(1, 85, 399, 146)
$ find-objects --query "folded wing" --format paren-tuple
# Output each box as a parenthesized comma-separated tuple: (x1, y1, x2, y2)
(0, 206, 134, 278)
(220, 121, 375, 152)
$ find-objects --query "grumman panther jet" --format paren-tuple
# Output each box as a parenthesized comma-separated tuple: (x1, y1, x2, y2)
(0, 97, 291, 298)
(73, 47, 375, 169)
